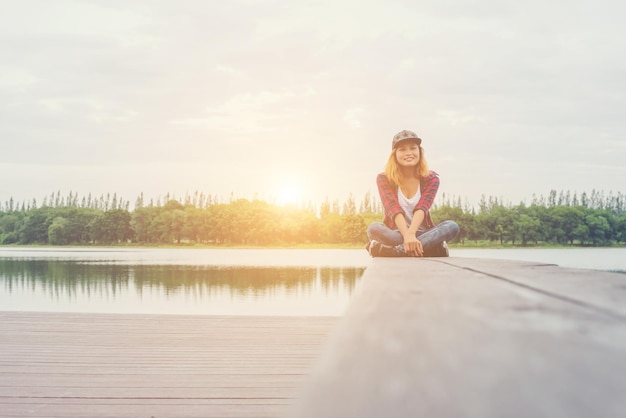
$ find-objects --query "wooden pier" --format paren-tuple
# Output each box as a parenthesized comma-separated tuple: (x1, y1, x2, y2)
(0, 313, 335, 418)
(3, 257, 626, 417)
(291, 257, 626, 418)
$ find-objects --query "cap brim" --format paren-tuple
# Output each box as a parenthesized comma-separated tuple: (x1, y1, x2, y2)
(393, 137, 422, 148)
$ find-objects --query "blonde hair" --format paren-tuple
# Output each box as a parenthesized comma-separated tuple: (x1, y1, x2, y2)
(384, 145, 429, 188)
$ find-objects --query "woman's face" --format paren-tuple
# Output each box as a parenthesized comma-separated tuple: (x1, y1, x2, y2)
(395, 141, 421, 167)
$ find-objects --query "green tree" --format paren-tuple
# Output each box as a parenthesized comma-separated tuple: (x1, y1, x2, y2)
(182, 206, 203, 244)
(585, 214, 611, 245)
(0, 213, 21, 235)
(48, 217, 69, 245)
(0, 213, 23, 244)
(616, 214, 626, 244)
(131, 206, 159, 243)
(92, 209, 132, 244)
(207, 203, 234, 244)
(342, 194, 357, 215)
(573, 224, 590, 245)
(319, 214, 344, 244)
(549, 206, 584, 245)
(170, 209, 186, 244)
(516, 214, 541, 246)
(431, 205, 467, 243)
(340, 215, 367, 243)
(18, 208, 52, 244)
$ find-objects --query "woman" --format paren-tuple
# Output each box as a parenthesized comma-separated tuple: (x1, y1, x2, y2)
(367, 129, 459, 257)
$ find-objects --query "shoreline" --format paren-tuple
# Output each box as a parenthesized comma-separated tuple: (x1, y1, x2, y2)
(1, 243, 625, 250)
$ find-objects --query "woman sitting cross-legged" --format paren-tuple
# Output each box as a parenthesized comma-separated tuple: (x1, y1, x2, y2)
(366, 129, 459, 257)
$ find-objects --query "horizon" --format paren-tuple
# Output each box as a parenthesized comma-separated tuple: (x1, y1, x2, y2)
(2, 187, 624, 214)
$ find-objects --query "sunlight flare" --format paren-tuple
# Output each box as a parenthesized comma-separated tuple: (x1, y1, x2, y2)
(277, 183, 301, 206)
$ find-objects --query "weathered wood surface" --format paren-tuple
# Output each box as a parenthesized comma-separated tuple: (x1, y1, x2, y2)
(291, 257, 626, 418)
(0, 313, 336, 418)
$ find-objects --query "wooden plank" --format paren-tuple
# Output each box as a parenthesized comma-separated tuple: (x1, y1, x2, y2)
(1, 400, 289, 418)
(0, 374, 304, 387)
(440, 257, 626, 318)
(0, 386, 301, 398)
(0, 313, 336, 418)
(291, 258, 626, 418)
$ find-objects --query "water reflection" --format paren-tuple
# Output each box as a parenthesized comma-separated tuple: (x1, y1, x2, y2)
(0, 258, 365, 316)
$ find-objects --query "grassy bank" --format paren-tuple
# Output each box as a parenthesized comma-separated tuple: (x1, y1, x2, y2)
(2, 241, 624, 250)
(449, 241, 626, 249)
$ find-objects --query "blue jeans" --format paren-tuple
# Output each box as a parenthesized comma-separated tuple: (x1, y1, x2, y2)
(367, 220, 460, 255)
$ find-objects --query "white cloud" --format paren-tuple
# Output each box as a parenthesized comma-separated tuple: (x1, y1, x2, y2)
(343, 108, 365, 128)
(0, 67, 40, 90)
(215, 65, 245, 77)
(169, 89, 301, 134)
(435, 109, 485, 127)
(0, 1, 153, 40)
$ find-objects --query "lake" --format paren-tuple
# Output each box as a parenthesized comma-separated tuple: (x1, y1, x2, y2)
(1, 247, 625, 316)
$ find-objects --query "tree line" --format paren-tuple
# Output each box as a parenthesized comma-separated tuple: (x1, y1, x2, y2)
(0, 194, 380, 246)
(436, 190, 626, 246)
(1, 189, 625, 247)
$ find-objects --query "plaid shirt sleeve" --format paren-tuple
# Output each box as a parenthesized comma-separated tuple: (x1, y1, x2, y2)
(376, 173, 404, 228)
(415, 170, 440, 216)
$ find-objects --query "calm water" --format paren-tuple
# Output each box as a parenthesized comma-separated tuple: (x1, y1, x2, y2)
(1, 247, 625, 316)
(0, 248, 370, 316)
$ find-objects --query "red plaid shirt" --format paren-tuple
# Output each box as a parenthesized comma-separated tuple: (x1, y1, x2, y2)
(376, 171, 440, 230)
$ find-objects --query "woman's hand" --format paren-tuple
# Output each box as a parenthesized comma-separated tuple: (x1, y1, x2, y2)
(403, 232, 423, 257)
(394, 212, 424, 257)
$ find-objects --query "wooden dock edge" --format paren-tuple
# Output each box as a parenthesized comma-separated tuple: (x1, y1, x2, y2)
(289, 257, 626, 418)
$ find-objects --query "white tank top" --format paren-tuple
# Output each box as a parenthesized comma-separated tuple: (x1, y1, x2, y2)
(398, 187, 421, 225)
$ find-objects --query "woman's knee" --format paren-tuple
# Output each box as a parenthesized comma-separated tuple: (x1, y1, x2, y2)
(367, 222, 402, 245)
(367, 222, 386, 240)
(441, 220, 460, 239)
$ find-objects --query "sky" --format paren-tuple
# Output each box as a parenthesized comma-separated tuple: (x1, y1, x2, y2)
(2, 0, 626, 210)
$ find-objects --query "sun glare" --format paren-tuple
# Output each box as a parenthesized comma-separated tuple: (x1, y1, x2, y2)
(277, 184, 301, 206)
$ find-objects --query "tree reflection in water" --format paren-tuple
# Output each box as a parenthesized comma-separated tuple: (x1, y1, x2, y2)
(0, 259, 365, 314)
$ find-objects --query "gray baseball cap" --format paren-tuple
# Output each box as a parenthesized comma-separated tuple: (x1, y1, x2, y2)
(392, 130, 422, 149)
